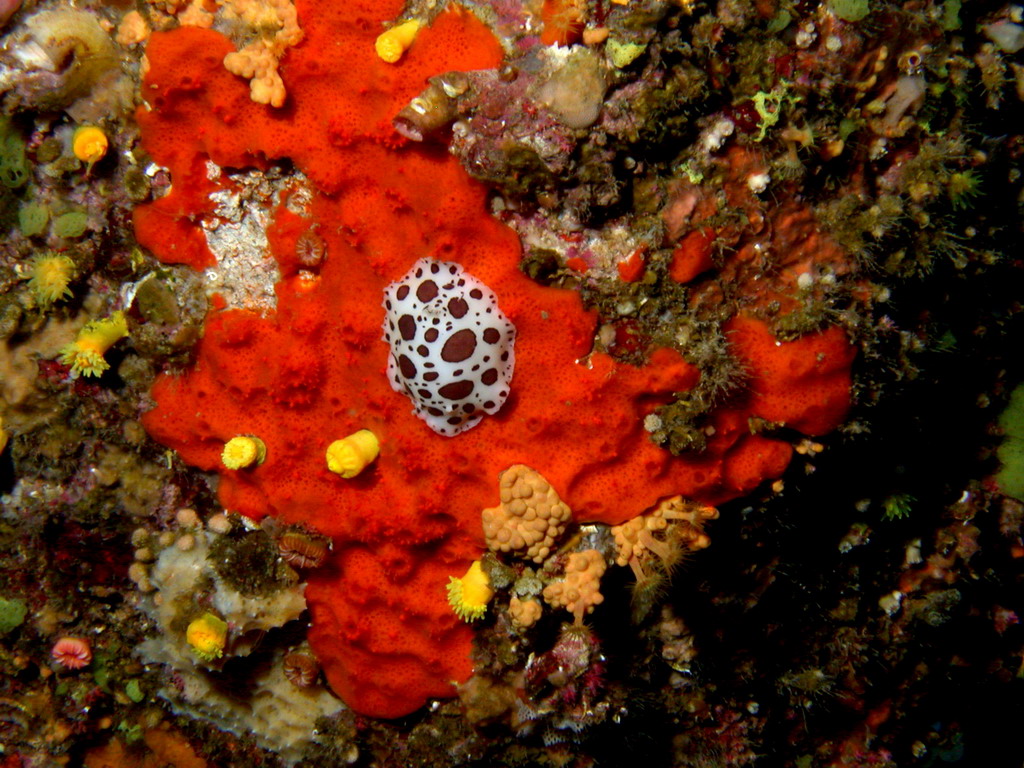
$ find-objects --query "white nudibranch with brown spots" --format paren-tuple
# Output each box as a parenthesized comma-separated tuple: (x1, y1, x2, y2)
(382, 258, 516, 436)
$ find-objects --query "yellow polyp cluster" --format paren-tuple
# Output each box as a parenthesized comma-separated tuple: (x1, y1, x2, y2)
(72, 125, 108, 166)
(446, 560, 494, 623)
(58, 311, 128, 378)
(221, 435, 267, 470)
(374, 19, 420, 63)
(27, 252, 75, 308)
(326, 429, 380, 478)
(186, 613, 228, 662)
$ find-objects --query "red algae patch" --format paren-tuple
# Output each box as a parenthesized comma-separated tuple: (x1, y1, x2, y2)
(136, 0, 855, 717)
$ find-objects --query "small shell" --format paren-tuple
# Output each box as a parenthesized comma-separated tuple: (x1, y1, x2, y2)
(393, 75, 463, 142)
(51, 636, 92, 669)
(283, 651, 320, 687)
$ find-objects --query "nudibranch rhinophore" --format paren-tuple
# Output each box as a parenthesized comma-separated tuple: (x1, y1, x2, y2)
(382, 258, 516, 436)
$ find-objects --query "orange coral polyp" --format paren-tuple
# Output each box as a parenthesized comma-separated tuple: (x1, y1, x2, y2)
(136, 0, 856, 720)
(540, 0, 584, 46)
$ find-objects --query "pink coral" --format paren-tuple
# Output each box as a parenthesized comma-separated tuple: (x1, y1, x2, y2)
(51, 636, 92, 669)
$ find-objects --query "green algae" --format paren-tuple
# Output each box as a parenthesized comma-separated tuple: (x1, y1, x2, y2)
(53, 210, 89, 239)
(997, 384, 1024, 502)
(0, 597, 27, 636)
(18, 202, 49, 237)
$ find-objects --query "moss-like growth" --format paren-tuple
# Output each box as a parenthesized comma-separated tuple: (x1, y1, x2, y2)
(815, 194, 903, 263)
(520, 247, 562, 284)
(614, 63, 707, 148)
(772, 304, 831, 340)
(649, 394, 711, 455)
(123, 166, 152, 202)
(207, 528, 294, 596)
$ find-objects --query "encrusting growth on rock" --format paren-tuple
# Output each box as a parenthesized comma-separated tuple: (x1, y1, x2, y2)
(134, 0, 859, 717)
(482, 465, 573, 563)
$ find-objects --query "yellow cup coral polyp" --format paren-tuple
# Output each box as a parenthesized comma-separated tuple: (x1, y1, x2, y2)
(72, 125, 108, 166)
(27, 252, 75, 308)
(326, 429, 380, 478)
(221, 435, 267, 470)
(186, 613, 228, 662)
(446, 560, 494, 622)
(375, 19, 420, 63)
(58, 311, 128, 378)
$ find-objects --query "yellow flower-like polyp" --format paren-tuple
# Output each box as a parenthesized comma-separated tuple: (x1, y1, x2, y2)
(186, 613, 228, 661)
(446, 560, 494, 623)
(58, 311, 128, 378)
(326, 429, 380, 478)
(28, 253, 75, 307)
(221, 435, 267, 470)
(374, 19, 420, 63)
(72, 126, 108, 165)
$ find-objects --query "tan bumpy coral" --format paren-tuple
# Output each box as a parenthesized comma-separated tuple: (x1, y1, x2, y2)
(542, 549, 607, 623)
(145, 0, 303, 107)
(610, 496, 719, 581)
(482, 465, 573, 563)
(509, 596, 543, 630)
(221, 0, 303, 107)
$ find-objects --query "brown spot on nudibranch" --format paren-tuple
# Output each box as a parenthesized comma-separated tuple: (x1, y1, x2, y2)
(441, 329, 477, 362)
(416, 280, 438, 302)
(438, 380, 474, 400)
(398, 355, 416, 378)
(398, 315, 416, 340)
